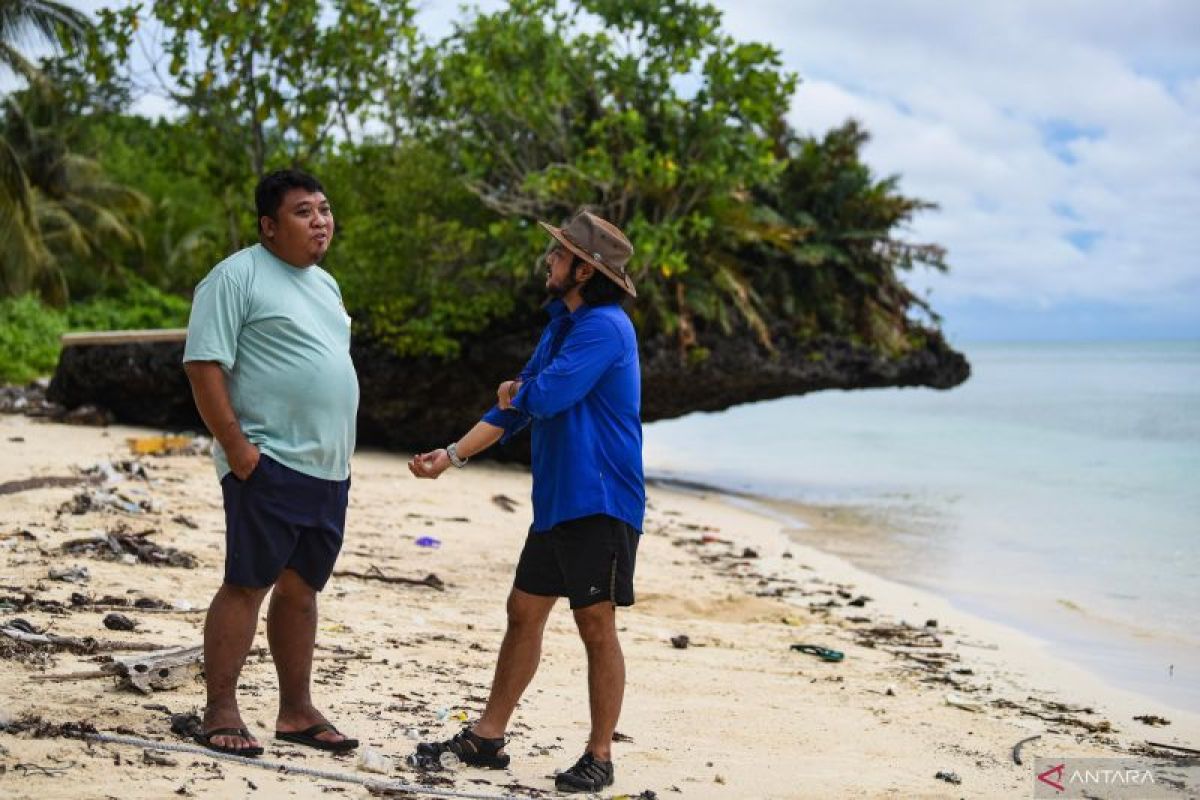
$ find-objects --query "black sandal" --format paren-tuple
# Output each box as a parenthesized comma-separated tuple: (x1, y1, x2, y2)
(412, 727, 510, 769)
(556, 751, 614, 793)
(194, 727, 264, 758)
(275, 722, 359, 753)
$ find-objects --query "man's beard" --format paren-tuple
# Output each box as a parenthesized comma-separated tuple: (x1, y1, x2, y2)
(546, 269, 580, 299)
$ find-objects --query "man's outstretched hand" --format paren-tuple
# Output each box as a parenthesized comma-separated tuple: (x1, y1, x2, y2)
(408, 449, 451, 479)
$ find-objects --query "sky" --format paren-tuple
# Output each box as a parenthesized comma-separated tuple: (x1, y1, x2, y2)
(11, 1, 1200, 342)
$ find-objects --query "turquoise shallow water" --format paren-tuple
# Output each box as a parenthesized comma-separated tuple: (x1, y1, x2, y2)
(644, 341, 1200, 711)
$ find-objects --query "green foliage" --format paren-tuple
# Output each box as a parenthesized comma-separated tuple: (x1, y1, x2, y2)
(0, 280, 190, 383)
(411, 0, 795, 344)
(65, 277, 190, 331)
(0, 0, 92, 84)
(321, 141, 522, 357)
(1, 0, 952, 367)
(0, 82, 151, 304)
(77, 113, 226, 294)
(0, 293, 65, 383)
(736, 121, 948, 352)
(93, 0, 419, 253)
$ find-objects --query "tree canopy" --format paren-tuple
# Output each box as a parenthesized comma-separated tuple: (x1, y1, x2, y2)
(2, 0, 954, 372)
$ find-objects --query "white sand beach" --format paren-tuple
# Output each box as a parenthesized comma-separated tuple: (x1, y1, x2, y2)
(1, 413, 1197, 799)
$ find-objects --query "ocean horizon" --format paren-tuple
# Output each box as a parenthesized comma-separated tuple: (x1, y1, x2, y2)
(643, 339, 1200, 712)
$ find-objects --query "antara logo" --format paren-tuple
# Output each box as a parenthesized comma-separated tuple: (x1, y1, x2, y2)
(1038, 763, 1065, 792)
(1037, 761, 1159, 793)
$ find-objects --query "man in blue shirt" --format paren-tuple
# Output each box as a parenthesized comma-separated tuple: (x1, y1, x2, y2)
(408, 211, 644, 793)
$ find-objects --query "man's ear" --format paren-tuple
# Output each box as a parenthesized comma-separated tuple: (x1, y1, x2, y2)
(577, 261, 596, 282)
(260, 215, 276, 239)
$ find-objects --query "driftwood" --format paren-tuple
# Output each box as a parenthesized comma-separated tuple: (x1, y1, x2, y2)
(84, 604, 206, 615)
(32, 646, 367, 684)
(332, 566, 445, 591)
(111, 644, 204, 694)
(1, 624, 166, 654)
(1145, 741, 1200, 757)
(29, 669, 112, 683)
(0, 475, 96, 496)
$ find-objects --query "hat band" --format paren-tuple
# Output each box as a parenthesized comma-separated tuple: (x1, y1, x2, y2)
(560, 229, 628, 277)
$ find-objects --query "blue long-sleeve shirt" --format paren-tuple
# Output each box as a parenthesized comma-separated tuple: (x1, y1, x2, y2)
(482, 300, 645, 534)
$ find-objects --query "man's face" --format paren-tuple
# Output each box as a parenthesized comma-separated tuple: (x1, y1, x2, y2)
(261, 188, 334, 266)
(544, 244, 579, 298)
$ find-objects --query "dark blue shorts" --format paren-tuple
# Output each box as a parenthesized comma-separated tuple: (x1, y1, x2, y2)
(220, 454, 349, 592)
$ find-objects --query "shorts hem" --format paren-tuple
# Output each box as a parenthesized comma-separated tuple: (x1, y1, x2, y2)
(568, 595, 634, 610)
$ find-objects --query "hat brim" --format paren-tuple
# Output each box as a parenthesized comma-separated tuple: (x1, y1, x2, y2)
(539, 221, 637, 298)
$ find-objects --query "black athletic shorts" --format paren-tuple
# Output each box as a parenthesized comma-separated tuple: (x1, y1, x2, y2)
(513, 514, 640, 609)
(220, 454, 349, 592)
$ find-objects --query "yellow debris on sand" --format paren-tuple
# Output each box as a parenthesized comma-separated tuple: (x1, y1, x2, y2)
(126, 434, 195, 456)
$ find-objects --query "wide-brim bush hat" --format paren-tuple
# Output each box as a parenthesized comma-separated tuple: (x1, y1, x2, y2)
(538, 211, 636, 297)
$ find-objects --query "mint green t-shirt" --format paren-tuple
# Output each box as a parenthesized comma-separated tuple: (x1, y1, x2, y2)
(183, 244, 359, 481)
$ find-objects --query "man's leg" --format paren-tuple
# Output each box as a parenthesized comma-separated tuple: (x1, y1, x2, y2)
(571, 601, 624, 761)
(269, 567, 350, 744)
(203, 581, 271, 749)
(472, 588, 558, 739)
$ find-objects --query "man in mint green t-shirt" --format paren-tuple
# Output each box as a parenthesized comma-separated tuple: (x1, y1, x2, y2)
(183, 169, 359, 757)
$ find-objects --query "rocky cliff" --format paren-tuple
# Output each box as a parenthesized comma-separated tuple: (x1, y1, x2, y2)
(49, 317, 969, 460)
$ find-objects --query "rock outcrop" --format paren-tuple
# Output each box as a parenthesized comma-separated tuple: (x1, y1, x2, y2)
(48, 317, 969, 461)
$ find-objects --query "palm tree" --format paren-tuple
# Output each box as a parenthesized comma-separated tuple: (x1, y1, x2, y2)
(1, 1, 121, 303)
(0, 0, 91, 83)
(2, 90, 149, 303)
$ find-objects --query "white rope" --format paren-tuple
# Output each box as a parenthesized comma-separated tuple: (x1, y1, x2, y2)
(83, 732, 531, 800)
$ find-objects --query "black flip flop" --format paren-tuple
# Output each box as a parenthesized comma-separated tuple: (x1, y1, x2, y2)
(275, 722, 359, 753)
(194, 727, 264, 757)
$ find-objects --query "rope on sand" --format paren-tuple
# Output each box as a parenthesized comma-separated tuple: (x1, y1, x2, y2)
(82, 732, 530, 800)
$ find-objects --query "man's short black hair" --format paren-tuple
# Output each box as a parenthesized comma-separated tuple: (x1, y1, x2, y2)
(255, 169, 325, 234)
(572, 257, 629, 307)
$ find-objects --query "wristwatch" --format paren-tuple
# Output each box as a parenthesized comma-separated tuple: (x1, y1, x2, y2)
(446, 442, 468, 468)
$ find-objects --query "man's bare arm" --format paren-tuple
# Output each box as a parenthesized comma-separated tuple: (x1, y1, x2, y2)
(183, 361, 260, 480)
(408, 420, 504, 480)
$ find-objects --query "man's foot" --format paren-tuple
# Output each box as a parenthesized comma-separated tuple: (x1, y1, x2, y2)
(276, 706, 357, 752)
(555, 751, 614, 793)
(198, 707, 262, 756)
(412, 727, 510, 769)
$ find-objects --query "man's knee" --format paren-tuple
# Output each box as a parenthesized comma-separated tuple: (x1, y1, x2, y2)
(572, 604, 618, 649)
(271, 569, 318, 610)
(506, 589, 553, 631)
(219, 581, 271, 604)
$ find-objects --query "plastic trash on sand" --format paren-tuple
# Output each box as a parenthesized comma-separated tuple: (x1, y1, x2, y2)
(415, 536, 441, 548)
(356, 747, 394, 774)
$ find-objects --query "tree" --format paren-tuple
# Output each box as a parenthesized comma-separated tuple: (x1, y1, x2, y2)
(1, 0, 93, 300)
(0, 0, 90, 82)
(1, 85, 150, 303)
(410, 0, 796, 349)
(95, 0, 419, 251)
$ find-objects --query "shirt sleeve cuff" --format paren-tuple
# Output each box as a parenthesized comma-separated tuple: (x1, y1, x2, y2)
(482, 406, 531, 443)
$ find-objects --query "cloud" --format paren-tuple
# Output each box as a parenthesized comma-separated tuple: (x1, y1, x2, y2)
(713, 0, 1200, 325)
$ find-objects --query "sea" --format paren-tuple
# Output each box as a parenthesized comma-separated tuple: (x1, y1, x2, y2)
(643, 341, 1200, 711)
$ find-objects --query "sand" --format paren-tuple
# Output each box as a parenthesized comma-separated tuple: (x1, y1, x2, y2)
(1, 412, 1197, 799)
